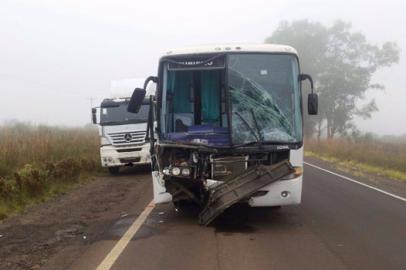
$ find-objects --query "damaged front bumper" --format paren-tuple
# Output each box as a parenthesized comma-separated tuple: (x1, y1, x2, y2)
(199, 160, 295, 225)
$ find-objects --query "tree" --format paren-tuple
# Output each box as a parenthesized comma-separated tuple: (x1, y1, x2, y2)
(266, 20, 399, 138)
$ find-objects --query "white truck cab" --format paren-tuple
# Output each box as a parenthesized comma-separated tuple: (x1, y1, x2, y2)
(92, 79, 155, 174)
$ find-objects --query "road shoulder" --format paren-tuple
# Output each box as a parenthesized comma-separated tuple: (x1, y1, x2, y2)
(0, 168, 152, 270)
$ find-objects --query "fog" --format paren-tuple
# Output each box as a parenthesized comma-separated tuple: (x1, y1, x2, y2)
(1, 0, 405, 135)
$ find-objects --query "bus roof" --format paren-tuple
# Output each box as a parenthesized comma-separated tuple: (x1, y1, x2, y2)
(163, 44, 298, 57)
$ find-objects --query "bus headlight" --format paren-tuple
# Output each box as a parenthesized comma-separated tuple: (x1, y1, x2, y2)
(181, 167, 191, 176)
(163, 166, 193, 178)
(171, 167, 181, 176)
(163, 168, 170, 175)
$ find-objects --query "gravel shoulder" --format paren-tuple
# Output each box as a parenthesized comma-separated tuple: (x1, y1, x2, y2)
(0, 167, 152, 270)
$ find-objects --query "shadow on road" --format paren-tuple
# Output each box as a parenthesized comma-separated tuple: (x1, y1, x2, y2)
(150, 200, 301, 234)
(110, 164, 151, 176)
(212, 204, 289, 233)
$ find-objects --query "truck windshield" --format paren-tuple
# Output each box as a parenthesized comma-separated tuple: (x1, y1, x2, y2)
(100, 102, 149, 125)
(228, 54, 302, 145)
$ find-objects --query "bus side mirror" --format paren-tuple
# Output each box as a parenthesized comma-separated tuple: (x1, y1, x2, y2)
(308, 93, 318, 115)
(91, 108, 97, 124)
(128, 88, 146, 113)
(300, 74, 318, 115)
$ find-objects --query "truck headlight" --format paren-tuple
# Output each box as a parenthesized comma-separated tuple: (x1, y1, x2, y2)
(101, 136, 111, 145)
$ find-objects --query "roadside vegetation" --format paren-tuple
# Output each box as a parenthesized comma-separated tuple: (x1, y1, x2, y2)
(0, 122, 101, 219)
(270, 20, 404, 182)
(305, 138, 406, 182)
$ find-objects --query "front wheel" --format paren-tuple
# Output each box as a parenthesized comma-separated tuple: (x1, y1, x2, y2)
(108, 166, 120, 175)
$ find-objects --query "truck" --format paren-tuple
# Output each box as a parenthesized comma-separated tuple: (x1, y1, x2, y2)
(92, 79, 155, 174)
(127, 44, 318, 224)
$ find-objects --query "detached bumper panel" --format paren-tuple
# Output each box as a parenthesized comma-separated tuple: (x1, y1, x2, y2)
(198, 160, 294, 226)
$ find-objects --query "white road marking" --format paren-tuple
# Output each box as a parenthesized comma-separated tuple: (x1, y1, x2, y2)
(304, 162, 406, 203)
(96, 200, 155, 270)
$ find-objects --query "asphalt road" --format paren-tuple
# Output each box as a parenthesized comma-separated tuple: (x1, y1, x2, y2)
(67, 161, 406, 270)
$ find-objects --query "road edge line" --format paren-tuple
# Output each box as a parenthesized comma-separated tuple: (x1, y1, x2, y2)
(96, 200, 155, 270)
(304, 162, 406, 203)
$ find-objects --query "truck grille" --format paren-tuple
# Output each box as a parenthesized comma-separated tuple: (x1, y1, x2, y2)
(108, 131, 146, 145)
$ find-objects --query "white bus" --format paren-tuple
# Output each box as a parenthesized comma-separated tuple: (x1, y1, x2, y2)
(128, 44, 318, 224)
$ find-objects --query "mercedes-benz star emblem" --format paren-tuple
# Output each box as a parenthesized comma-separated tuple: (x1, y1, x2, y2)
(124, 133, 132, 142)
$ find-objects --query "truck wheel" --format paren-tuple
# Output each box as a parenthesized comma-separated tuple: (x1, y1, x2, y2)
(108, 166, 120, 175)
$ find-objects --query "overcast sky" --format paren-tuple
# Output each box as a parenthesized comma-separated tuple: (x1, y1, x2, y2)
(1, 0, 405, 135)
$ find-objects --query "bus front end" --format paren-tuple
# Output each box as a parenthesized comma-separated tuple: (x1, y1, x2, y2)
(129, 44, 317, 224)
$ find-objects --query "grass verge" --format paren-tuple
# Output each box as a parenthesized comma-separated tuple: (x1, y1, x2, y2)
(305, 139, 406, 183)
(0, 123, 101, 220)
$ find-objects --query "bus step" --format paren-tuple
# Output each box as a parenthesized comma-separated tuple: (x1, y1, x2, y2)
(198, 160, 294, 226)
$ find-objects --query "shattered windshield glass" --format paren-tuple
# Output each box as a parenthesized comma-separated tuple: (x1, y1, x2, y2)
(228, 54, 302, 145)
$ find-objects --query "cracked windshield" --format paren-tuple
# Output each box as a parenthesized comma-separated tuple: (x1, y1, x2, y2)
(228, 54, 302, 144)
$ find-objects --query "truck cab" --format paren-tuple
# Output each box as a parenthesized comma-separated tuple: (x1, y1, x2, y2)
(92, 79, 155, 174)
(128, 44, 318, 224)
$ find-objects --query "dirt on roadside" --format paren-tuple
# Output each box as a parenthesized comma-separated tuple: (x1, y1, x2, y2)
(0, 167, 152, 270)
